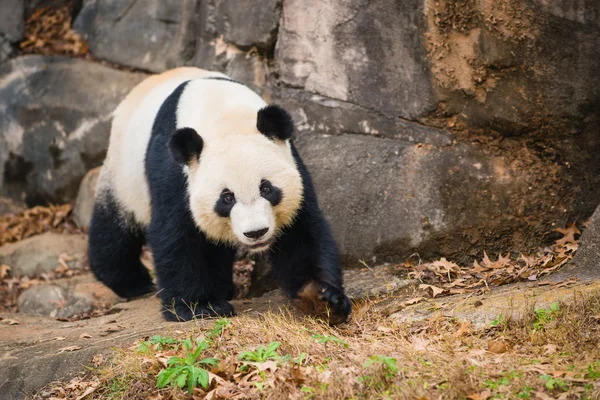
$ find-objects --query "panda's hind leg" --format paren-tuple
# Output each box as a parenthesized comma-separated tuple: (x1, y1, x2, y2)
(88, 193, 155, 299)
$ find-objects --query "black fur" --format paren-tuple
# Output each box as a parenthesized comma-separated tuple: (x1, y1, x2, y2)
(88, 81, 351, 323)
(88, 193, 155, 299)
(256, 105, 294, 141)
(168, 127, 203, 165)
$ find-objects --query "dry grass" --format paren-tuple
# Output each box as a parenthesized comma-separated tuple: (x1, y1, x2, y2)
(34, 293, 600, 400)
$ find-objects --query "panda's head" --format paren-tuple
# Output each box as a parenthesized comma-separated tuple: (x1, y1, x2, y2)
(169, 105, 303, 253)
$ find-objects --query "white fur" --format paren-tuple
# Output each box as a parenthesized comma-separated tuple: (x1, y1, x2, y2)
(97, 67, 303, 249)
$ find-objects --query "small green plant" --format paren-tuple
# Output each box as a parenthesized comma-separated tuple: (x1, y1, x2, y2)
(311, 333, 349, 348)
(293, 352, 308, 365)
(363, 355, 399, 378)
(301, 385, 316, 399)
(207, 318, 231, 340)
(517, 386, 533, 399)
(532, 302, 560, 331)
(540, 374, 569, 392)
(585, 361, 600, 380)
(238, 341, 281, 362)
(490, 314, 506, 327)
(156, 339, 219, 394)
(137, 335, 179, 353)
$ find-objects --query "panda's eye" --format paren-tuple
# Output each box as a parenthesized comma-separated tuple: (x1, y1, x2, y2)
(260, 181, 272, 195)
(222, 191, 235, 204)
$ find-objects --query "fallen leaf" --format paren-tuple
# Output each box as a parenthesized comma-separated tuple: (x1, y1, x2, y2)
(80, 333, 92, 339)
(467, 391, 491, 400)
(455, 321, 471, 337)
(405, 296, 425, 305)
(487, 340, 509, 354)
(0, 264, 11, 280)
(54, 336, 66, 341)
(91, 354, 104, 367)
(555, 223, 580, 246)
(3, 319, 20, 325)
(412, 337, 429, 352)
(544, 344, 557, 355)
(58, 346, 82, 353)
(419, 284, 444, 298)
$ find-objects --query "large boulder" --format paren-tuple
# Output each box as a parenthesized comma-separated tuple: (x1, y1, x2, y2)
(295, 133, 573, 266)
(0, 232, 87, 277)
(73, 0, 198, 73)
(0, 56, 146, 205)
(276, 0, 436, 120)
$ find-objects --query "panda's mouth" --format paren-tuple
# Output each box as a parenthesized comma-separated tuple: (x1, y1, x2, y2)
(248, 241, 271, 252)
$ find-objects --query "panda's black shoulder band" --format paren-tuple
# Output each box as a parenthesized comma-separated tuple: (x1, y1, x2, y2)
(257, 105, 294, 141)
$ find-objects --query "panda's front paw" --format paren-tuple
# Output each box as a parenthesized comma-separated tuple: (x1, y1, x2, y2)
(162, 300, 235, 322)
(317, 283, 352, 324)
(295, 281, 352, 325)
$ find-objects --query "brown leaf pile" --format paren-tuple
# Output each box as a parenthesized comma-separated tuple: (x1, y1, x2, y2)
(0, 204, 80, 246)
(20, 3, 88, 57)
(405, 223, 580, 299)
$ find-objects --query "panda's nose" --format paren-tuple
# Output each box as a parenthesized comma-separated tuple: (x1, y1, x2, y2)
(244, 228, 269, 240)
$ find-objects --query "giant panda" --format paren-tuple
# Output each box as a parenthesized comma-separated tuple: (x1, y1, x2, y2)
(88, 67, 352, 323)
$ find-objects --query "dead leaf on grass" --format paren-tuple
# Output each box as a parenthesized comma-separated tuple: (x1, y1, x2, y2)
(467, 391, 491, 400)
(487, 340, 509, 354)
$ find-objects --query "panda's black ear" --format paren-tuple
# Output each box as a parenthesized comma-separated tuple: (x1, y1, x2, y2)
(257, 105, 294, 141)
(168, 128, 204, 165)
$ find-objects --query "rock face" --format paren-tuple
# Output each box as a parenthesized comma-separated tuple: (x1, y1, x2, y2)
(295, 133, 572, 265)
(214, 0, 280, 50)
(72, 167, 100, 229)
(0, 56, 146, 205)
(0, 233, 87, 277)
(18, 284, 94, 318)
(276, 0, 436, 120)
(74, 0, 198, 73)
(0, 0, 24, 42)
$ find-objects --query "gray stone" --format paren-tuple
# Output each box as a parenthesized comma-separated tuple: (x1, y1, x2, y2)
(0, 35, 14, 65)
(225, 52, 270, 96)
(0, 197, 25, 216)
(74, 0, 198, 72)
(549, 204, 600, 281)
(295, 133, 571, 266)
(215, 0, 280, 50)
(0, 0, 24, 42)
(72, 167, 100, 229)
(275, 87, 452, 147)
(0, 232, 87, 277)
(17, 284, 94, 318)
(0, 56, 146, 205)
(276, 0, 436, 120)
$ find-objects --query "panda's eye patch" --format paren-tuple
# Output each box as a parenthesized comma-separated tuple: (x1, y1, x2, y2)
(215, 189, 235, 218)
(260, 179, 282, 206)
